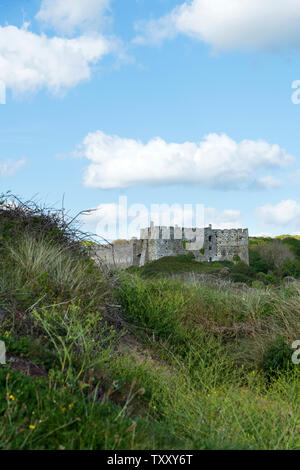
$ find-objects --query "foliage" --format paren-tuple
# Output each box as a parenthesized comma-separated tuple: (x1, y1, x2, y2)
(263, 337, 293, 380)
(249, 249, 272, 274)
(3, 196, 300, 449)
(133, 255, 232, 278)
(116, 274, 184, 339)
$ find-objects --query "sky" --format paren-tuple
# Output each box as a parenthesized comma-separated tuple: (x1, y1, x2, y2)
(1, 0, 300, 239)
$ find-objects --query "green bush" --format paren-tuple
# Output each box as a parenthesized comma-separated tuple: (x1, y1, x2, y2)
(230, 261, 256, 284)
(282, 259, 300, 278)
(263, 337, 293, 379)
(281, 237, 300, 259)
(249, 249, 272, 274)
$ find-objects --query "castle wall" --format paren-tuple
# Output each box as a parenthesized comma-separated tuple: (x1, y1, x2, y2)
(213, 229, 249, 264)
(91, 226, 249, 268)
(92, 240, 141, 269)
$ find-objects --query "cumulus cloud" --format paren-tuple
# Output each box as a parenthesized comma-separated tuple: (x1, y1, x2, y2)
(134, 0, 300, 52)
(252, 176, 283, 190)
(0, 159, 26, 178)
(256, 200, 300, 226)
(77, 130, 293, 190)
(36, 0, 111, 36)
(0, 25, 113, 94)
(205, 207, 242, 229)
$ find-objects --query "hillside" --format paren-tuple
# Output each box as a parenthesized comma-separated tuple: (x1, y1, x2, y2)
(128, 236, 300, 286)
(1, 196, 300, 450)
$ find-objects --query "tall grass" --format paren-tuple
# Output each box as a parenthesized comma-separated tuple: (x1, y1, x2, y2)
(3, 230, 300, 449)
(116, 274, 185, 339)
(1, 233, 108, 313)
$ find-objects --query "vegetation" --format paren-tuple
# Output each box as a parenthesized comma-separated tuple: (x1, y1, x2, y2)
(127, 254, 233, 278)
(2, 194, 300, 450)
(127, 236, 300, 286)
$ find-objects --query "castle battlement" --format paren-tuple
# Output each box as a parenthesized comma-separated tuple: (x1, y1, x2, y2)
(92, 224, 249, 268)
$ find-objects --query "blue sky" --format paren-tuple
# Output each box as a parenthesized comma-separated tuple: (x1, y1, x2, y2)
(1, 0, 300, 238)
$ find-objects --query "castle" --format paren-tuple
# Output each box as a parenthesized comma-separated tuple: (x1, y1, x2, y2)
(92, 223, 249, 268)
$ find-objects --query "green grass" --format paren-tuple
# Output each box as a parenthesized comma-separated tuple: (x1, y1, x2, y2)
(3, 221, 300, 449)
(128, 254, 233, 278)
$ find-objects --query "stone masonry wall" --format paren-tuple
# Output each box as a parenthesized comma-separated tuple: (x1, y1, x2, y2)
(214, 229, 249, 264)
(92, 226, 249, 268)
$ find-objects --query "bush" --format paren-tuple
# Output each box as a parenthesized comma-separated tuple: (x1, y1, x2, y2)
(282, 259, 300, 278)
(281, 237, 300, 259)
(254, 241, 295, 274)
(249, 249, 272, 274)
(230, 261, 256, 284)
(263, 337, 293, 379)
(0, 192, 88, 254)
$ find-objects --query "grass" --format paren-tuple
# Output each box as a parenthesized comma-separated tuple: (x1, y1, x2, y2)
(2, 206, 300, 449)
(128, 254, 233, 278)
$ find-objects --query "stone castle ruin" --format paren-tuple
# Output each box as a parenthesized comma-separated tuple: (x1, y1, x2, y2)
(92, 223, 249, 268)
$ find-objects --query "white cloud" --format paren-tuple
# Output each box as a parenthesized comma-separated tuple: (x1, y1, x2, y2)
(0, 159, 26, 177)
(77, 130, 293, 189)
(205, 207, 242, 229)
(36, 0, 111, 36)
(135, 0, 300, 52)
(0, 25, 113, 94)
(253, 176, 283, 190)
(256, 200, 300, 226)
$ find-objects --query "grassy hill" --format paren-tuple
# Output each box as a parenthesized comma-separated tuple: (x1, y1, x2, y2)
(127, 236, 300, 286)
(1, 195, 300, 450)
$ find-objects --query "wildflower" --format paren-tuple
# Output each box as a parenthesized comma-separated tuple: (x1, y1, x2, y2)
(69, 403, 74, 410)
(29, 425, 36, 430)
(62, 407, 66, 413)
(4, 331, 9, 336)
(9, 394, 15, 401)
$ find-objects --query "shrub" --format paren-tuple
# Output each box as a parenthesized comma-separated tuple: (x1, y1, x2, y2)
(282, 259, 300, 278)
(230, 262, 256, 284)
(263, 336, 293, 379)
(254, 241, 295, 274)
(249, 249, 272, 274)
(0, 192, 88, 254)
